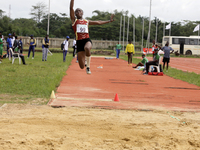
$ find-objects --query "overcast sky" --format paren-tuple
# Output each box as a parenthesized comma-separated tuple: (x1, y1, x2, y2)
(1, 0, 199, 22)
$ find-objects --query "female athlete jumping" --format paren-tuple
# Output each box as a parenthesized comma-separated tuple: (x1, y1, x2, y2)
(70, 0, 114, 74)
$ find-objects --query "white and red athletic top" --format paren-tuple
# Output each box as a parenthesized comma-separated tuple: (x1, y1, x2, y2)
(72, 19, 89, 40)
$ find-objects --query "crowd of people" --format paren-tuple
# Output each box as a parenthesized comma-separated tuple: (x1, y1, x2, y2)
(0, 32, 71, 64)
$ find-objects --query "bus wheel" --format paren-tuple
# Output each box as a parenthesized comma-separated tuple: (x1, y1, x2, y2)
(185, 50, 192, 55)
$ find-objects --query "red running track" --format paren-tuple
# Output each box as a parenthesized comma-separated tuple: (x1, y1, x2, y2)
(49, 57, 200, 111)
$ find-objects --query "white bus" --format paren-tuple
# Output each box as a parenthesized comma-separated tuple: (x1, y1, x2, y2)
(162, 36, 200, 55)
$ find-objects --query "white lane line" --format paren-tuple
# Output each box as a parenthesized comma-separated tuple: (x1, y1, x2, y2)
(56, 97, 113, 102)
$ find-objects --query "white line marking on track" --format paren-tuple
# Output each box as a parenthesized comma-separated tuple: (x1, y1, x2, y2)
(56, 97, 113, 102)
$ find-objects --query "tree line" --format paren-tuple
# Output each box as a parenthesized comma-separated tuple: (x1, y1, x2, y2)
(0, 2, 200, 44)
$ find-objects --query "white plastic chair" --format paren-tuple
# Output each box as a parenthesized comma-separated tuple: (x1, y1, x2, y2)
(149, 56, 162, 72)
(9, 48, 21, 64)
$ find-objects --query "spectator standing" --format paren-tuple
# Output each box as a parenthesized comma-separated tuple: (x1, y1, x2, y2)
(6, 34, 12, 58)
(11, 32, 16, 48)
(125, 40, 135, 65)
(63, 36, 70, 62)
(72, 38, 76, 58)
(42, 35, 50, 61)
(19, 38, 23, 54)
(116, 42, 122, 59)
(161, 41, 174, 72)
(27, 35, 36, 59)
(0, 31, 4, 40)
(0, 35, 3, 63)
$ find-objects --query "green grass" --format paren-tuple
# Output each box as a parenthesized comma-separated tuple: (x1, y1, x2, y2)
(163, 68, 200, 87)
(120, 55, 200, 87)
(0, 52, 73, 104)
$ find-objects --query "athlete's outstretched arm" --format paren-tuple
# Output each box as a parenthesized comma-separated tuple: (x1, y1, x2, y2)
(70, 0, 75, 23)
(89, 14, 115, 25)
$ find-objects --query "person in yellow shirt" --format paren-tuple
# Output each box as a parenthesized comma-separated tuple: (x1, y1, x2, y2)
(125, 40, 135, 65)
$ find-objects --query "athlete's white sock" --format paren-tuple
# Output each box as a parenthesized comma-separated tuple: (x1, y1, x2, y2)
(86, 56, 91, 68)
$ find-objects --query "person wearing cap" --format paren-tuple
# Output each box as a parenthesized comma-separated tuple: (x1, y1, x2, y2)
(42, 35, 50, 61)
(62, 36, 70, 62)
(27, 35, 36, 59)
(144, 48, 160, 75)
(6, 34, 12, 58)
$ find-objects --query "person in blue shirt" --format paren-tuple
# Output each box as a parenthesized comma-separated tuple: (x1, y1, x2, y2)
(161, 41, 174, 72)
(42, 35, 50, 61)
(6, 33, 12, 58)
(19, 38, 23, 54)
(27, 35, 36, 59)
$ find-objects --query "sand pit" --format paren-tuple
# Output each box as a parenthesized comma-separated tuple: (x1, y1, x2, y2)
(0, 104, 200, 150)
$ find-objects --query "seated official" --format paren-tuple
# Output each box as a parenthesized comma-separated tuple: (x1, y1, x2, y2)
(144, 48, 160, 75)
(13, 36, 27, 65)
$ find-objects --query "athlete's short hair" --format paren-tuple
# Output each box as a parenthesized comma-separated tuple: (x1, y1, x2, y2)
(75, 8, 83, 14)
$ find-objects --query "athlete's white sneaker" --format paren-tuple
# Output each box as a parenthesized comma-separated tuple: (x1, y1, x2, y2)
(86, 67, 91, 74)
(32, 57, 34, 59)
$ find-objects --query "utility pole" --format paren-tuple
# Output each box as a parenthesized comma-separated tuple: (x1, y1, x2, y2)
(141, 18, 144, 53)
(146, 0, 152, 53)
(47, 0, 50, 35)
(155, 18, 158, 43)
(123, 15, 125, 51)
(9, 5, 11, 18)
(119, 16, 122, 44)
(133, 17, 135, 49)
(127, 16, 129, 44)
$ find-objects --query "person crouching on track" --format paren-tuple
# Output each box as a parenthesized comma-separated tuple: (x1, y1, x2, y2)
(144, 48, 160, 75)
(125, 40, 135, 66)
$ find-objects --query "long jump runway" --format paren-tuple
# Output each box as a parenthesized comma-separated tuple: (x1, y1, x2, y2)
(48, 57, 200, 111)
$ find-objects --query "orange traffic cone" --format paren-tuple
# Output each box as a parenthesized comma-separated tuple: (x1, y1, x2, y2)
(114, 93, 120, 102)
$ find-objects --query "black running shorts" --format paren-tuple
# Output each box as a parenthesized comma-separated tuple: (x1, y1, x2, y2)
(76, 38, 92, 53)
(163, 57, 170, 63)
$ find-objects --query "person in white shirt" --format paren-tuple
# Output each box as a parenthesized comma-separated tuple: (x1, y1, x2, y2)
(63, 36, 70, 62)
(11, 32, 16, 48)
(72, 38, 77, 58)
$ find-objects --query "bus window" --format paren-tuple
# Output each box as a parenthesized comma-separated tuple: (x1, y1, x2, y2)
(190, 39, 194, 45)
(172, 38, 179, 44)
(185, 38, 189, 45)
(194, 39, 198, 45)
(190, 39, 198, 45)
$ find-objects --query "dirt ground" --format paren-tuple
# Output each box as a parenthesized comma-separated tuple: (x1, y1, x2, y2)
(0, 104, 200, 150)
